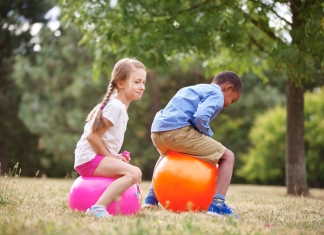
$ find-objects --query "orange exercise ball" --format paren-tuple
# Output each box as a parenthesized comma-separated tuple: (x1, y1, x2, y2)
(153, 151, 217, 212)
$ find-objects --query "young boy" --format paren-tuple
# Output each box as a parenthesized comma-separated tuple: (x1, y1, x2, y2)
(143, 71, 242, 218)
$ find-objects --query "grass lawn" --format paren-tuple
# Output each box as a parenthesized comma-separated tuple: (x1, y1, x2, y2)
(0, 176, 323, 235)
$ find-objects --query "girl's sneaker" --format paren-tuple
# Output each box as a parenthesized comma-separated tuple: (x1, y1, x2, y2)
(207, 199, 240, 219)
(86, 205, 112, 219)
(142, 195, 159, 209)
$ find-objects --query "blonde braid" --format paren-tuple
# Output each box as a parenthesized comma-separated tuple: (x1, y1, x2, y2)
(87, 82, 115, 132)
(101, 82, 115, 108)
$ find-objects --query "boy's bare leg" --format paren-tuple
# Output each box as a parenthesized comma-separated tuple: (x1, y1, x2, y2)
(215, 149, 235, 196)
(207, 149, 239, 218)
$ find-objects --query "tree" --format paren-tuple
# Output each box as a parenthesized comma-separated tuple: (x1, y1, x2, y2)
(13, 26, 108, 177)
(238, 88, 324, 188)
(0, 0, 52, 175)
(60, 0, 324, 195)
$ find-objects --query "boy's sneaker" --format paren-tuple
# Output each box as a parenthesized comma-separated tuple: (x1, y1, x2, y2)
(142, 195, 159, 209)
(207, 200, 240, 219)
(86, 205, 112, 219)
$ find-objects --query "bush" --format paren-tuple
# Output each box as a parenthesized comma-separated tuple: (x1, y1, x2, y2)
(238, 88, 324, 188)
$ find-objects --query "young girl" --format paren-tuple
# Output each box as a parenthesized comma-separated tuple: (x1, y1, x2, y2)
(74, 58, 147, 218)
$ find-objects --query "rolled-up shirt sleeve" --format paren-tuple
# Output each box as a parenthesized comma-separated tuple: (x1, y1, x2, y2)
(193, 91, 223, 137)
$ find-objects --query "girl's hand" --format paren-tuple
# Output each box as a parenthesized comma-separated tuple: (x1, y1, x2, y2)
(111, 154, 130, 163)
(121, 150, 131, 162)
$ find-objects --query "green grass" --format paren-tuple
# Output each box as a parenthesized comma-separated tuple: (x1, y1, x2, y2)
(0, 176, 323, 235)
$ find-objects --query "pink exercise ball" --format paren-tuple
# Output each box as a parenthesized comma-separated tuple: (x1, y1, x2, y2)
(69, 176, 142, 215)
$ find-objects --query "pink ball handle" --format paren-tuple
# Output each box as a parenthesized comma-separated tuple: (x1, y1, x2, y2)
(121, 150, 130, 158)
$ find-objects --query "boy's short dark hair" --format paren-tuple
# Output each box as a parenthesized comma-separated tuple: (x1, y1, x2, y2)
(212, 71, 242, 92)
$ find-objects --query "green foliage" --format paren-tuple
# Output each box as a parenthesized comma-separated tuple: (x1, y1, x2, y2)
(60, 0, 269, 79)
(13, 26, 106, 176)
(304, 88, 324, 187)
(0, 0, 50, 58)
(60, 0, 323, 84)
(238, 88, 324, 187)
(237, 106, 286, 184)
(0, 0, 53, 175)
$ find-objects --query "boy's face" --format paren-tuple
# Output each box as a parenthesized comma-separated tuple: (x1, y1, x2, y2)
(220, 83, 241, 108)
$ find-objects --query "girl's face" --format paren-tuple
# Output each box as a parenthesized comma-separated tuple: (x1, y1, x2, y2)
(117, 68, 147, 106)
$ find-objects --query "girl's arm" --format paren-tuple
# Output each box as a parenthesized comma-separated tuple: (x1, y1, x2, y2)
(86, 118, 127, 162)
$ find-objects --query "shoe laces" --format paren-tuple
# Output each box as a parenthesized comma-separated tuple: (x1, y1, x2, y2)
(213, 199, 235, 211)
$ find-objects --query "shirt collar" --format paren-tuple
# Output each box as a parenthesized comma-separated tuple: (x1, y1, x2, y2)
(211, 83, 221, 92)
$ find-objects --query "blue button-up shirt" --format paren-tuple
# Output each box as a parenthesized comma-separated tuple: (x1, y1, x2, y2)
(151, 83, 224, 137)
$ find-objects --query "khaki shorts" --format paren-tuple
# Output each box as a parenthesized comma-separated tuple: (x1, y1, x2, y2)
(151, 126, 226, 165)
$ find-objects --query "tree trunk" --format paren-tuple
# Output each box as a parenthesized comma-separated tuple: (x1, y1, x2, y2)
(285, 79, 309, 196)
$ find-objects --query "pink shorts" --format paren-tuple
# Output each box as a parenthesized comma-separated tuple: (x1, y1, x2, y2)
(75, 155, 105, 177)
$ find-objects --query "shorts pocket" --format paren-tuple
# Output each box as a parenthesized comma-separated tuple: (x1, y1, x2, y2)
(161, 127, 193, 152)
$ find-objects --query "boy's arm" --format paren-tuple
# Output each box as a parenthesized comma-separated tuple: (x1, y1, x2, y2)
(193, 93, 223, 137)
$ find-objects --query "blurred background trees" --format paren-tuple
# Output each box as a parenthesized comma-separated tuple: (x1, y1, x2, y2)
(13, 25, 104, 176)
(1, 1, 323, 193)
(238, 88, 324, 188)
(59, 0, 324, 195)
(0, 0, 53, 175)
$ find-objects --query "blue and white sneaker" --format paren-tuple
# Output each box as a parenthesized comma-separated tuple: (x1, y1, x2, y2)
(142, 195, 159, 209)
(207, 199, 240, 219)
(86, 205, 112, 219)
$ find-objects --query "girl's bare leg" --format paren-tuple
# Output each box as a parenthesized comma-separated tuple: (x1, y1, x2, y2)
(92, 157, 142, 206)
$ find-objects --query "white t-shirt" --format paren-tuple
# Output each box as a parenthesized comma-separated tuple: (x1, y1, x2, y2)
(74, 98, 129, 168)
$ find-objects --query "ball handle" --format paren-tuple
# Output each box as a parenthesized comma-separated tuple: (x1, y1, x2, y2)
(121, 150, 130, 158)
